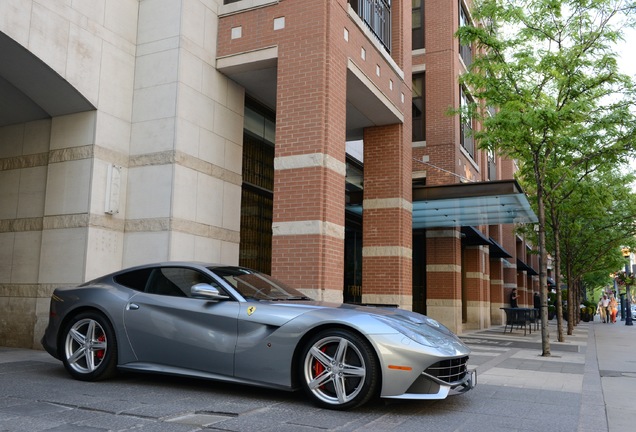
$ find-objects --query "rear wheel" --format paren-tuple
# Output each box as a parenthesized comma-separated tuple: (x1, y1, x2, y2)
(300, 329, 379, 409)
(61, 312, 118, 381)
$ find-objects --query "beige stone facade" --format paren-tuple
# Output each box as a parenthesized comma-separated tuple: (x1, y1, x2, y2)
(1, 0, 538, 349)
(1, 0, 415, 348)
(1, 0, 245, 348)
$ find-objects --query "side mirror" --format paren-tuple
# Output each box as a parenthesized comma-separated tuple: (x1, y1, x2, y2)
(191, 283, 230, 301)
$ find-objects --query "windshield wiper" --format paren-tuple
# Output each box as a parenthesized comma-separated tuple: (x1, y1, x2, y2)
(279, 296, 312, 301)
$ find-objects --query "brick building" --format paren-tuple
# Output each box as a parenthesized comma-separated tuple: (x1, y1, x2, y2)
(0, 0, 537, 349)
(408, 0, 540, 331)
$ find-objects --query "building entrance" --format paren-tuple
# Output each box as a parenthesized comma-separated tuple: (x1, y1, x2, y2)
(344, 213, 362, 304)
(413, 230, 427, 314)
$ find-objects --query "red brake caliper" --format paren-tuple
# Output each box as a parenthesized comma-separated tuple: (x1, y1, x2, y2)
(95, 335, 106, 359)
(313, 346, 329, 388)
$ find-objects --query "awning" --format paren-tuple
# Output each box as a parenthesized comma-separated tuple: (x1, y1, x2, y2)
(461, 226, 491, 246)
(459, 228, 517, 261)
(411, 180, 538, 229)
(517, 258, 538, 276)
(346, 179, 538, 229)
(489, 237, 513, 259)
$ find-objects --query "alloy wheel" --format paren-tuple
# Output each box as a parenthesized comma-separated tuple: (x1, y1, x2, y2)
(64, 318, 108, 374)
(302, 335, 368, 405)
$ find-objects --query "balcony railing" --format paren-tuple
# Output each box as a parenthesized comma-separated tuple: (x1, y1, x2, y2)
(349, 0, 391, 53)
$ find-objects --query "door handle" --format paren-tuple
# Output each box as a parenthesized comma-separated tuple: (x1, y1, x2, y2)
(127, 303, 139, 310)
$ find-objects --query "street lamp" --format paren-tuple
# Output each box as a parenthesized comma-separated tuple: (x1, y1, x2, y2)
(621, 247, 633, 326)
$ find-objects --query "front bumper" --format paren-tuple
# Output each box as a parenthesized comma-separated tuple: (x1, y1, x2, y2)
(384, 367, 476, 400)
(450, 368, 477, 395)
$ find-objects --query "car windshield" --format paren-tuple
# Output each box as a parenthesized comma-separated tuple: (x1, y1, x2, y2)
(209, 267, 312, 301)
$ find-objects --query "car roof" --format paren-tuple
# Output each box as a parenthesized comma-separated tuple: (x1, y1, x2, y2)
(86, 262, 242, 284)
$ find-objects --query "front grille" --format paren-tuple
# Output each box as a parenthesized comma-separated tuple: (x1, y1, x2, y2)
(424, 356, 468, 384)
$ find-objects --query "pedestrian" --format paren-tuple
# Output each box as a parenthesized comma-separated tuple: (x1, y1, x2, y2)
(534, 292, 541, 309)
(601, 294, 611, 323)
(510, 288, 519, 308)
(597, 297, 606, 323)
(609, 294, 618, 323)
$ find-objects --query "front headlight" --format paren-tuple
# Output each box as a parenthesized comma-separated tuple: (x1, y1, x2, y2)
(376, 315, 448, 347)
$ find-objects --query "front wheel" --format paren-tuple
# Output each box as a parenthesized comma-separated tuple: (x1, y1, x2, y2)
(60, 311, 118, 381)
(300, 329, 379, 410)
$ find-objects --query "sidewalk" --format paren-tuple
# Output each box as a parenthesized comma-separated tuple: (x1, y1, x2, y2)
(462, 318, 636, 432)
(591, 319, 636, 431)
(0, 319, 634, 431)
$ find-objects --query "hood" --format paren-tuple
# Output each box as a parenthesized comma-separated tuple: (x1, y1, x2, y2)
(266, 300, 467, 353)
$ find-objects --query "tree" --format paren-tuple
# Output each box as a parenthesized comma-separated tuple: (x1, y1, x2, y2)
(555, 169, 636, 334)
(457, 0, 636, 355)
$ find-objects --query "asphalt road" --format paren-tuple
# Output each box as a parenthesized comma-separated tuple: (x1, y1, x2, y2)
(0, 320, 634, 431)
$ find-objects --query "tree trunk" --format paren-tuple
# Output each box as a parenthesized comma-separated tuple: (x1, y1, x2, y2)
(566, 257, 574, 335)
(554, 229, 565, 342)
(536, 180, 551, 356)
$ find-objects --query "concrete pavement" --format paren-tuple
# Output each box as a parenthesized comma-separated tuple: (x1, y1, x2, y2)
(593, 319, 636, 431)
(0, 318, 634, 431)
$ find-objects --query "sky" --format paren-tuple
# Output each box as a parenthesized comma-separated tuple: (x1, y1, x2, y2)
(615, 27, 636, 178)
(617, 27, 635, 79)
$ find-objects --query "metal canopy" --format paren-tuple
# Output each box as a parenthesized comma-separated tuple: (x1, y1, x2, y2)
(411, 180, 538, 229)
(346, 179, 538, 229)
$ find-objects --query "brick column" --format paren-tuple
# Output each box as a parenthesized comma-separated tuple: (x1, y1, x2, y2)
(503, 266, 518, 308)
(502, 224, 517, 310)
(516, 270, 528, 307)
(464, 245, 490, 330)
(426, 229, 462, 332)
(362, 125, 412, 308)
(270, 16, 347, 301)
(490, 259, 505, 324)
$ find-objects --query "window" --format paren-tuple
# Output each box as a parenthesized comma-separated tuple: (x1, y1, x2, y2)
(240, 99, 275, 274)
(412, 73, 425, 142)
(146, 268, 222, 298)
(412, 0, 425, 50)
(210, 266, 308, 301)
(488, 149, 497, 180)
(460, 86, 474, 158)
(113, 268, 153, 291)
(459, 2, 472, 67)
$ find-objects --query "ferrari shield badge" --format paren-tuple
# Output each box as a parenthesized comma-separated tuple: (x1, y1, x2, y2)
(247, 306, 256, 316)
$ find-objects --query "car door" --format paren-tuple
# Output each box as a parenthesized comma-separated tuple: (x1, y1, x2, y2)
(122, 266, 240, 377)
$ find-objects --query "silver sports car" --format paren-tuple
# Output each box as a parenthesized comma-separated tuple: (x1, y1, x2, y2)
(41, 262, 475, 409)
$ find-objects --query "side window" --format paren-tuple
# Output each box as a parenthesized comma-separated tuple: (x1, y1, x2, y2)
(412, 0, 424, 50)
(145, 268, 223, 298)
(460, 86, 475, 158)
(412, 72, 425, 142)
(459, 1, 472, 67)
(113, 268, 153, 291)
